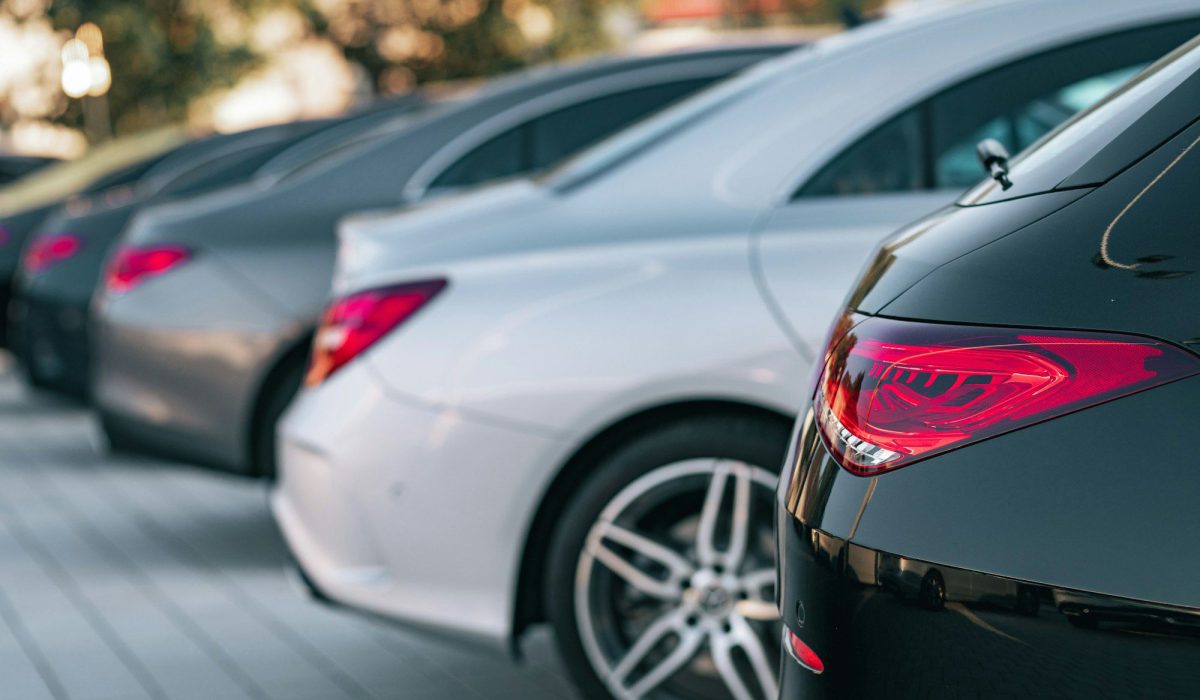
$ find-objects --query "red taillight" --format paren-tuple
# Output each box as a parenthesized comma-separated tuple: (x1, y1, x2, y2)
(305, 280, 447, 386)
(106, 245, 191, 293)
(784, 628, 824, 674)
(815, 316, 1200, 475)
(24, 233, 82, 272)
(0, 226, 10, 247)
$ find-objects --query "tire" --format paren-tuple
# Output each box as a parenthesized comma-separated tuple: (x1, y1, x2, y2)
(546, 414, 790, 700)
(252, 357, 306, 480)
(919, 571, 946, 611)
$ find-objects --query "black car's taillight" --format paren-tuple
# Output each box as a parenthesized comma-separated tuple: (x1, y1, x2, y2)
(814, 315, 1200, 475)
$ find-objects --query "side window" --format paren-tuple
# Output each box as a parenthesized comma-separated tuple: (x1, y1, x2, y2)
(529, 78, 715, 170)
(930, 21, 1200, 190)
(428, 126, 527, 190)
(798, 109, 925, 197)
(794, 19, 1200, 199)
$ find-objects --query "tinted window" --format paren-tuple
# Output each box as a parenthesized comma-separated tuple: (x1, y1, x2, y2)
(530, 79, 715, 169)
(429, 126, 527, 190)
(800, 109, 925, 196)
(962, 35, 1200, 205)
(796, 20, 1200, 199)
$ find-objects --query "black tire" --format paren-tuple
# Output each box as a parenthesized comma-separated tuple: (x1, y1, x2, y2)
(919, 571, 946, 611)
(252, 358, 306, 480)
(545, 413, 790, 700)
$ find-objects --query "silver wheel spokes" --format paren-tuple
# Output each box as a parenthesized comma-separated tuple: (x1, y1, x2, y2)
(576, 459, 780, 700)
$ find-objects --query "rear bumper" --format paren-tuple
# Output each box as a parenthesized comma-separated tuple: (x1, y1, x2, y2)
(90, 259, 298, 474)
(777, 384, 1200, 698)
(778, 515, 1200, 699)
(271, 358, 564, 649)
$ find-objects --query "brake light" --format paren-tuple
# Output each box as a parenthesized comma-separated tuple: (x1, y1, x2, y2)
(815, 316, 1200, 475)
(305, 280, 447, 386)
(24, 233, 82, 272)
(106, 245, 191, 293)
(784, 628, 824, 674)
(0, 226, 10, 247)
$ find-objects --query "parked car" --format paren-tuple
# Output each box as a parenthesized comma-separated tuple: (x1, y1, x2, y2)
(270, 2, 1200, 699)
(90, 43, 795, 477)
(778, 32, 1200, 698)
(7, 105, 426, 400)
(0, 155, 58, 186)
(0, 130, 189, 348)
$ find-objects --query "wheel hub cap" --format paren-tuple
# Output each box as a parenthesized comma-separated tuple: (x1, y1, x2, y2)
(574, 459, 781, 700)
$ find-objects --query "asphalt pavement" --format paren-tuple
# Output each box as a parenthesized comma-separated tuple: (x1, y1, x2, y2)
(0, 356, 578, 700)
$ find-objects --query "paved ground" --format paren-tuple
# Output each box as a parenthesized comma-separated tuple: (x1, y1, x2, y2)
(0, 358, 579, 700)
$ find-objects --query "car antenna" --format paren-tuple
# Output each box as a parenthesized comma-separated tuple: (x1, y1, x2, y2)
(976, 138, 1013, 190)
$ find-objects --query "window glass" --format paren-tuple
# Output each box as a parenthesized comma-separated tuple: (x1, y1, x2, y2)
(530, 79, 715, 169)
(795, 20, 1200, 200)
(930, 21, 1200, 190)
(428, 127, 527, 190)
(798, 109, 925, 196)
(932, 65, 1150, 189)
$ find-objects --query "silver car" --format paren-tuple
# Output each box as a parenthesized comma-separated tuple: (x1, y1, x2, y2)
(272, 2, 1200, 699)
(90, 44, 792, 476)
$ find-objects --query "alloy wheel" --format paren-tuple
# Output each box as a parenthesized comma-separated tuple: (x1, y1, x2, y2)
(574, 458, 780, 700)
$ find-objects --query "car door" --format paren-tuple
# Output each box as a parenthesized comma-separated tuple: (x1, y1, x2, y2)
(754, 19, 1200, 358)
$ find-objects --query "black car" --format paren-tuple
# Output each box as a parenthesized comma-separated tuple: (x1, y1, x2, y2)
(777, 35, 1200, 698)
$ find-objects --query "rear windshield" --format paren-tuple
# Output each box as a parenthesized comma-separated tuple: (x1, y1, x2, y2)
(960, 35, 1200, 205)
(542, 47, 808, 191)
(255, 102, 431, 182)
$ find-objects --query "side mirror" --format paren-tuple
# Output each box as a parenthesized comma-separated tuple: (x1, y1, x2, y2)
(976, 138, 1013, 190)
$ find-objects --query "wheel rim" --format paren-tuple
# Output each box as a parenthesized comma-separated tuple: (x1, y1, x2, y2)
(574, 459, 780, 700)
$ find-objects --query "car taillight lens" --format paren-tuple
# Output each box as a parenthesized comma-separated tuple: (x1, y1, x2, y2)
(0, 226, 11, 247)
(305, 280, 447, 387)
(105, 245, 191, 294)
(24, 233, 82, 272)
(784, 628, 824, 674)
(815, 316, 1200, 475)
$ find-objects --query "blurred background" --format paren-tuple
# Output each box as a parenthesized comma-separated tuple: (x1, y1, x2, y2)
(0, 0, 875, 159)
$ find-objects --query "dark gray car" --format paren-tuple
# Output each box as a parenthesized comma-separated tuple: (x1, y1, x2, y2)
(90, 43, 794, 476)
(9, 98, 424, 399)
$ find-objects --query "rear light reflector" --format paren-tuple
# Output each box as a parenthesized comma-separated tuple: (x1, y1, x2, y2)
(815, 316, 1200, 475)
(784, 628, 824, 674)
(24, 233, 82, 272)
(105, 245, 192, 294)
(305, 280, 447, 386)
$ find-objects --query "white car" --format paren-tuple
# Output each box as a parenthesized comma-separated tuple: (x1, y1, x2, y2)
(272, 2, 1200, 699)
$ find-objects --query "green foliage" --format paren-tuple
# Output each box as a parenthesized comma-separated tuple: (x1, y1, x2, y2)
(44, 0, 262, 135)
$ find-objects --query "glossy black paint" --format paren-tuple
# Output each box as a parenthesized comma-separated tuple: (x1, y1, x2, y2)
(779, 41, 1200, 699)
(778, 372, 1200, 698)
(880, 116, 1200, 345)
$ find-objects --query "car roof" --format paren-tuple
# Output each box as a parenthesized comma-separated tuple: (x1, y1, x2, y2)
(547, 0, 1200, 209)
(256, 41, 800, 189)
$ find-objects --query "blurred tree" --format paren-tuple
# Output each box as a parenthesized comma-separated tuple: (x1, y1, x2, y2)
(36, 0, 264, 135)
(296, 0, 614, 95)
